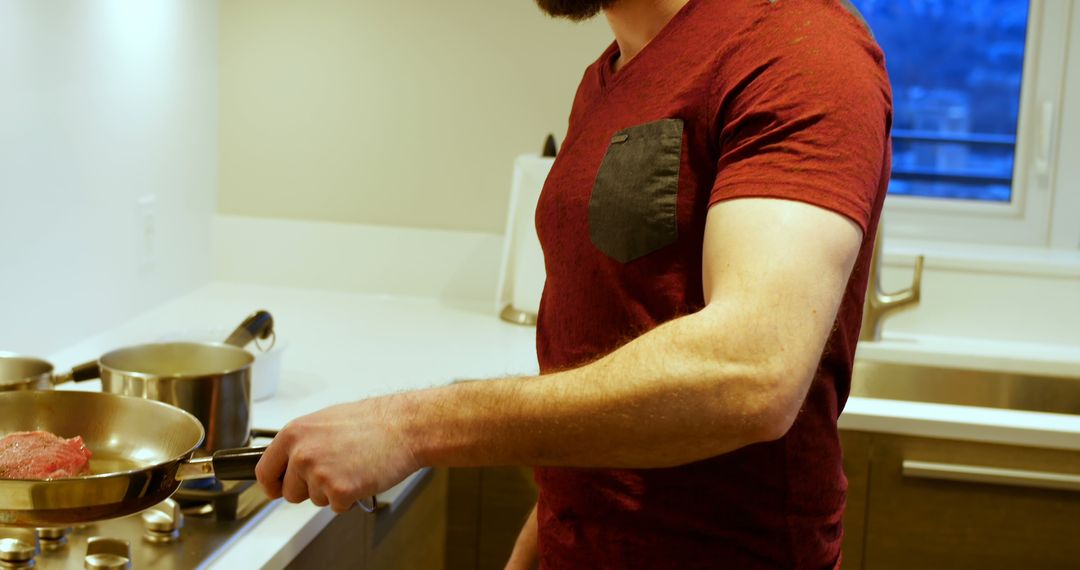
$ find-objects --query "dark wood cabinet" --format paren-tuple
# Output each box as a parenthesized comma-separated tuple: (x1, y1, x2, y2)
(286, 468, 448, 569)
(446, 433, 1080, 570)
(840, 431, 873, 569)
(850, 432, 1080, 570)
(446, 466, 537, 570)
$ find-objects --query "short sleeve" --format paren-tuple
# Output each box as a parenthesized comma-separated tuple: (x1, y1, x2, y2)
(709, 8, 892, 233)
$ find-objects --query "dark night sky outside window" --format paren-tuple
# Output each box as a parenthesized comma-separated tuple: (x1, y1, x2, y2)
(850, 0, 1030, 202)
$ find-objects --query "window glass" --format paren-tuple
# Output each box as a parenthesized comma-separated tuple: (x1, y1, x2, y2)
(850, 0, 1030, 202)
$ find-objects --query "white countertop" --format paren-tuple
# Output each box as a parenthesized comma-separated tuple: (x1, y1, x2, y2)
(44, 281, 1080, 568)
(48, 282, 538, 570)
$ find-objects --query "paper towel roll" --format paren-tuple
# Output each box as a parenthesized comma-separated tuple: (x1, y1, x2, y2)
(496, 155, 555, 323)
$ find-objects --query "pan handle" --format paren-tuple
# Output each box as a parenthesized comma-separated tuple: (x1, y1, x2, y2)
(222, 310, 275, 349)
(211, 447, 265, 480)
(196, 446, 379, 513)
(55, 360, 101, 384)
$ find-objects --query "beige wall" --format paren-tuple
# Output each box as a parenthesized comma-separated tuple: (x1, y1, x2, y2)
(219, 0, 612, 234)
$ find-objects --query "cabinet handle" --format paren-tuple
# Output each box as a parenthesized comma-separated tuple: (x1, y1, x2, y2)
(902, 460, 1080, 492)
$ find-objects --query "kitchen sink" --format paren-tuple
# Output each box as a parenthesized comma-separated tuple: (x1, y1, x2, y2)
(850, 360, 1080, 416)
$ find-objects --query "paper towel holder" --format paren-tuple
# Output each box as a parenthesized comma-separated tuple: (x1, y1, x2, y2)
(499, 304, 538, 326)
(495, 154, 554, 328)
(498, 134, 554, 327)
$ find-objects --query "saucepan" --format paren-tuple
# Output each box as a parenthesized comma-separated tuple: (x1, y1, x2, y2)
(0, 391, 376, 527)
(0, 311, 275, 452)
(0, 311, 273, 393)
(0, 353, 55, 392)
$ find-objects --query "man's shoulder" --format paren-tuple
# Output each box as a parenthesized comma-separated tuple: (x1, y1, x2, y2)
(688, 0, 880, 61)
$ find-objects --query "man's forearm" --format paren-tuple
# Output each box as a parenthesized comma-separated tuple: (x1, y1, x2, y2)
(399, 300, 815, 470)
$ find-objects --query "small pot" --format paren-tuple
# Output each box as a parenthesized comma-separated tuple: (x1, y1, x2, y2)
(5, 345, 255, 453)
(157, 327, 287, 401)
(81, 342, 256, 452)
(68, 311, 275, 452)
(0, 354, 56, 392)
(5, 311, 276, 452)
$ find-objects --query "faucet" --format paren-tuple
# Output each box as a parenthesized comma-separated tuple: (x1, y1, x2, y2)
(860, 222, 925, 341)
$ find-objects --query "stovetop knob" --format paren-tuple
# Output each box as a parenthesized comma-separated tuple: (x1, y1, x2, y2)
(142, 498, 184, 544)
(35, 527, 71, 551)
(0, 528, 39, 569)
(83, 537, 131, 570)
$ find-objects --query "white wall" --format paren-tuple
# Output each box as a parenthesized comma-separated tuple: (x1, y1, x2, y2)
(880, 246, 1080, 347)
(218, 0, 613, 234)
(0, 1, 219, 357)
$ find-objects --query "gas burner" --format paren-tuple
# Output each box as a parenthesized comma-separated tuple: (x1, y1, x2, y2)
(179, 477, 220, 492)
(0, 486, 274, 569)
(35, 528, 71, 551)
(141, 500, 183, 545)
(0, 528, 39, 569)
(173, 480, 264, 522)
(83, 538, 130, 570)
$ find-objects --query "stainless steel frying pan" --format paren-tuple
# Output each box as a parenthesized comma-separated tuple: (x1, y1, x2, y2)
(0, 391, 376, 527)
(0, 390, 262, 527)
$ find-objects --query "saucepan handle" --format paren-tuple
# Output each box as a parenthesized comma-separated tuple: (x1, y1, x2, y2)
(57, 360, 101, 384)
(223, 310, 275, 349)
(250, 428, 279, 441)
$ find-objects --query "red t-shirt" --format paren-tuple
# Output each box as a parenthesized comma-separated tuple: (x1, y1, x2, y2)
(533, 0, 891, 568)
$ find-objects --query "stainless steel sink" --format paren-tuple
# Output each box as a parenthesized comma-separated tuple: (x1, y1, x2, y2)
(850, 360, 1080, 416)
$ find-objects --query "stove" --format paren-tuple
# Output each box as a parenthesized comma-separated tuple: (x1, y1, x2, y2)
(0, 480, 277, 569)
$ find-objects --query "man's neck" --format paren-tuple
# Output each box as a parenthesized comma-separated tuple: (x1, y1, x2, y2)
(604, 0, 691, 72)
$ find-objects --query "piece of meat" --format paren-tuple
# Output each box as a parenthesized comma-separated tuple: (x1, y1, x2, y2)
(0, 430, 93, 480)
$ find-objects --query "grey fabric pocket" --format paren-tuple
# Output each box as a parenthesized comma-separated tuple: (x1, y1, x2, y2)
(589, 119, 683, 263)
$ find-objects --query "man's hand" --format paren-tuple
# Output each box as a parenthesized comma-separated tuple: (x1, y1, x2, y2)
(255, 396, 422, 513)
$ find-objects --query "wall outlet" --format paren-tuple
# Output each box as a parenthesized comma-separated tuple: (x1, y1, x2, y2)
(137, 194, 157, 270)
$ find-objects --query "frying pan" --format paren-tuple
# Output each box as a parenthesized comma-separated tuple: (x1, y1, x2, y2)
(0, 390, 259, 527)
(0, 391, 376, 527)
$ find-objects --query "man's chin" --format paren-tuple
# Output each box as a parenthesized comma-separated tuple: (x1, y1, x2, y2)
(534, 0, 615, 21)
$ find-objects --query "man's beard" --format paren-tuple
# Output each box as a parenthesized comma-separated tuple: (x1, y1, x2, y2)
(534, 0, 617, 21)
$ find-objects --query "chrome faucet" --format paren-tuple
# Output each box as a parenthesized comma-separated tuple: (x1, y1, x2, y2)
(860, 223, 924, 341)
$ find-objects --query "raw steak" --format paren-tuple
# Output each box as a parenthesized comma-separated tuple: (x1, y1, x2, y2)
(0, 430, 93, 480)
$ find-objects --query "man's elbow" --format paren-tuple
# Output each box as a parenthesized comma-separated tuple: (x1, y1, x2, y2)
(753, 404, 800, 443)
(743, 367, 810, 443)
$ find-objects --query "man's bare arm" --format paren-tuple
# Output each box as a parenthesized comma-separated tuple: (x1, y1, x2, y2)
(256, 198, 864, 510)
(405, 198, 862, 468)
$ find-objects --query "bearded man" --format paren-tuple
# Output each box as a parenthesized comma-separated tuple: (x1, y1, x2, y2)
(256, 1, 891, 567)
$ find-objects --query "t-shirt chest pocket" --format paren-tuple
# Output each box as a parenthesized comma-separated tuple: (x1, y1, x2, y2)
(588, 118, 683, 263)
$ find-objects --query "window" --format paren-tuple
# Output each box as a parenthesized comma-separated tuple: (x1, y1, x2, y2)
(853, 0, 1027, 203)
(849, 0, 1075, 248)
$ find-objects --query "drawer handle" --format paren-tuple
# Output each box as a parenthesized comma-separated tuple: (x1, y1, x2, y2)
(902, 460, 1080, 492)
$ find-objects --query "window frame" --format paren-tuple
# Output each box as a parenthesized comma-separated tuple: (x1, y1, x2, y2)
(881, 0, 1076, 249)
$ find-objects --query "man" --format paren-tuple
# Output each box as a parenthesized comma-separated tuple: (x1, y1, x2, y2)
(255, 0, 891, 567)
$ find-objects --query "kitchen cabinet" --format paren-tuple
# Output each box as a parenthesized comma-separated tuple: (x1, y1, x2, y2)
(450, 434, 1080, 570)
(286, 468, 448, 569)
(843, 432, 1080, 569)
(448, 455, 875, 569)
(840, 431, 872, 568)
(447, 466, 538, 570)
